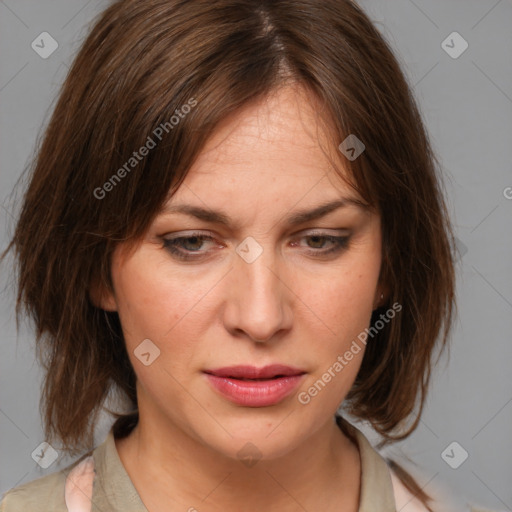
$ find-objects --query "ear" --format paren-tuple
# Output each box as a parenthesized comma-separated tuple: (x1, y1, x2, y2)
(373, 283, 391, 310)
(89, 276, 118, 312)
(372, 290, 383, 310)
(373, 258, 391, 309)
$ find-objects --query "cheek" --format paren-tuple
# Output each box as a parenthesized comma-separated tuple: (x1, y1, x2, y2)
(110, 250, 216, 361)
(297, 264, 379, 345)
(291, 252, 380, 407)
(110, 255, 216, 408)
(294, 272, 375, 413)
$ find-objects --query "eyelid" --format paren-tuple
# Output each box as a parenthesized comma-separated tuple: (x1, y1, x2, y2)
(162, 227, 350, 239)
(162, 231, 222, 248)
(300, 228, 351, 236)
(160, 228, 352, 243)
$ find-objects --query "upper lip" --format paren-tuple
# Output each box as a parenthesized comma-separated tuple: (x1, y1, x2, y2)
(204, 364, 306, 379)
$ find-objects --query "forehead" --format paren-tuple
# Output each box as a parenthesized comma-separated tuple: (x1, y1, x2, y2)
(168, 85, 357, 203)
(198, 87, 331, 166)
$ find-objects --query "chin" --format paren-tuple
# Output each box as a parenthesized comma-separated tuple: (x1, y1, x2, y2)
(196, 410, 317, 462)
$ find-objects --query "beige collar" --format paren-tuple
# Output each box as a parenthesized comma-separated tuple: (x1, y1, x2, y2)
(337, 416, 397, 511)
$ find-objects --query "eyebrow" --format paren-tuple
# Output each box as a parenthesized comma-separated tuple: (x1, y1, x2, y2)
(160, 197, 369, 229)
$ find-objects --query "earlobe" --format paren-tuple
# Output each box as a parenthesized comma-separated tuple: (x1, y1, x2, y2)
(373, 292, 384, 310)
(373, 284, 390, 310)
(374, 269, 391, 309)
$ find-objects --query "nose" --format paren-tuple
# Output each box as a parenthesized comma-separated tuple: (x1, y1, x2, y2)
(223, 241, 292, 343)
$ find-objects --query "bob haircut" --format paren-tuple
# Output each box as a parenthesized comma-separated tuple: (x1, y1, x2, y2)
(4, 0, 455, 481)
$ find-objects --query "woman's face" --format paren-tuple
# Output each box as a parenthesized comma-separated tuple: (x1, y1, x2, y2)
(103, 85, 383, 461)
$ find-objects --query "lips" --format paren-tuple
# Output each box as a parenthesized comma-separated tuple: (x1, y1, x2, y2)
(204, 364, 306, 380)
(203, 365, 307, 407)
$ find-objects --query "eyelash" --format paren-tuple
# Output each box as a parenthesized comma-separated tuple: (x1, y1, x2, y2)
(162, 231, 350, 261)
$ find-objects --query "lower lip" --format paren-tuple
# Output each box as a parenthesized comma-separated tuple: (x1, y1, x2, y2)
(204, 373, 305, 407)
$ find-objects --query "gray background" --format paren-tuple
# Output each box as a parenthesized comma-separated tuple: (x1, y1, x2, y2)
(1, 0, 511, 510)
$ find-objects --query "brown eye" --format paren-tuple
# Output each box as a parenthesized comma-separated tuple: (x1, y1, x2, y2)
(293, 233, 351, 256)
(163, 233, 218, 261)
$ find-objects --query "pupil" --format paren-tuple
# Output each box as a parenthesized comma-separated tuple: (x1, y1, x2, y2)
(186, 237, 202, 250)
(310, 236, 324, 248)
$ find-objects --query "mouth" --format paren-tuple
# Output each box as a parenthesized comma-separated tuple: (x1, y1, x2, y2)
(203, 364, 307, 380)
(203, 365, 307, 407)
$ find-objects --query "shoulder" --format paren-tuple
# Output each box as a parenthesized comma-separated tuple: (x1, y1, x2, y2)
(389, 468, 431, 512)
(0, 454, 93, 512)
(1, 469, 68, 512)
(389, 466, 500, 512)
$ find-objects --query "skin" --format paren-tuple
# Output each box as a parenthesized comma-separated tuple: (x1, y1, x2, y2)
(97, 84, 384, 512)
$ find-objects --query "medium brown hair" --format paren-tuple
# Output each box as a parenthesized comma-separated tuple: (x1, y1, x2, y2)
(3, 0, 455, 506)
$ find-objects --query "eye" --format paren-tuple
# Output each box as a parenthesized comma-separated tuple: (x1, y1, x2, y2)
(162, 232, 219, 261)
(161, 230, 351, 262)
(292, 232, 351, 257)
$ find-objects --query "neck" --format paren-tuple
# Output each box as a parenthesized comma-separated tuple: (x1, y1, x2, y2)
(115, 412, 361, 512)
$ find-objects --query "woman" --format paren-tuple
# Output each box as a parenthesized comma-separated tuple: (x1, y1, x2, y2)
(0, 0, 475, 510)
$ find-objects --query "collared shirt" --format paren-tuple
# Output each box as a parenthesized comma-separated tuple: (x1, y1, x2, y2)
(0, 419, 483, 512)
